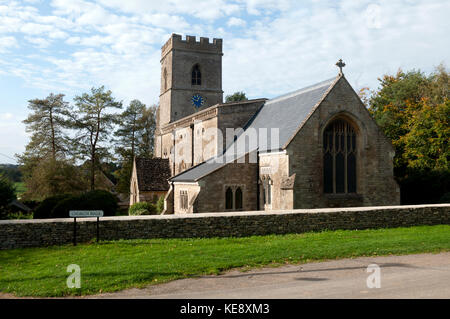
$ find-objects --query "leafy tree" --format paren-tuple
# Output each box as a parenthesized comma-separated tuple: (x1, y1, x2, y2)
(68, 86, 122, 191)
(21, 158, 87, 201)
(225, 91, 248, 103)
(368, 65, 449, 204)
(0, 165, 22, 183)
(0, 173, 16, 218)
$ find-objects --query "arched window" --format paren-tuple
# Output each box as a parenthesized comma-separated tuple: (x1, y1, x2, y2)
(235, 187, 243, 209)
(225, 187, 233, 209)
(191, 64, 201, 85)
(323, 119, 357, 194)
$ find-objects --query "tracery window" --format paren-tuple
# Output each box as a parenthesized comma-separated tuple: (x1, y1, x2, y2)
(191, 64, 201, 85)
(323, 119, 357, 194)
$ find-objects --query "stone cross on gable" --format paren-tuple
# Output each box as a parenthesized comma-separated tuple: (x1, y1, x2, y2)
(336, 59, 346, 74)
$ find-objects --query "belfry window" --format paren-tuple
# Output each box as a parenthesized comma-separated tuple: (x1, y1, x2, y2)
(323, 119, 357, 194)
(191, 64, 201, 85)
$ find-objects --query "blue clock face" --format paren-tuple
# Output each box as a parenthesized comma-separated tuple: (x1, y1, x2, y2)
(191, 94, 204, 108)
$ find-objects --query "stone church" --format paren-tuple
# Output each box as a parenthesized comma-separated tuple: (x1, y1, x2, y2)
(130, 33, 400, 214)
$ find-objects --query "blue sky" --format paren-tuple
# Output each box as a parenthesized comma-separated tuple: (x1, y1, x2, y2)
(0, 0, 449, 164)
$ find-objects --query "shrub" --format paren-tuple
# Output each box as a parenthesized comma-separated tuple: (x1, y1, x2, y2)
(51, 190, 119, 218)
(0, 173, 16, 219)
(33, 194, 72, 219)
(129, 202, 157, 216)
(156, 196, 165, 213)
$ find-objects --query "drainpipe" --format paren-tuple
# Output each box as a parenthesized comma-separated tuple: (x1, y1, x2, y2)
(190, 123, 194, 167)
(256, 150, 260, 211)
(172, 131, 176, 174)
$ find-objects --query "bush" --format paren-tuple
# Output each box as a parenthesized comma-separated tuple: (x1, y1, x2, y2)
(0, 174, 16, 219)
(156, 196, 165, 213)
(399, 169, 450, 204)
(129, 202, 157, 216)
(51, 190, 119, 218)
(33, 194, 72, 219)
(33, 190, 119, 219)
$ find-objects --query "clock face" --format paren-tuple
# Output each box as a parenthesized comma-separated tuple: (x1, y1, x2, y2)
(191, 94, 204, 109)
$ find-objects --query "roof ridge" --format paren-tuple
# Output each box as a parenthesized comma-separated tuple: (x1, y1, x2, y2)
(265, 77, 336, 105)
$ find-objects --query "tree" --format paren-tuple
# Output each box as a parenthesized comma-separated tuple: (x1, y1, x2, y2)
(114, 102, 156, 194)
(16, 93, 76, 199)
(68, 86, 122, 191)
(368, 65, 449, 204)
(0, 173, 16, 218)
(225, 91, 248, 103)
(136, 105, 157, 157)
(21, 158, 87, 201)
(22, 93, 70, 161)
(114, 100, 146, 160)
(368, 66, 449, 173)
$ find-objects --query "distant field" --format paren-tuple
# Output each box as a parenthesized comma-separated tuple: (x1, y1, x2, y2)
(14, 182, 26, 197)
(0, 225, 449, 297)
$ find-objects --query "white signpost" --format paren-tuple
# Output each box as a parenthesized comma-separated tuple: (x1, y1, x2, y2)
(69, 210, 104, 246)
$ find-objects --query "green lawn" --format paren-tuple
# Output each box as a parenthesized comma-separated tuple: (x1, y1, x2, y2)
(14, 182, 26, 198)
(0, 225, 449, 297)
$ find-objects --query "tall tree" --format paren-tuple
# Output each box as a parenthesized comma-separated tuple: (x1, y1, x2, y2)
(114, 102, 156, 194)
(68, 86, 122, 191)
(21, 93, 70, 161)
(136, 105, 157, 157)
(16, 93, 77, 200)
(114, 100, 146, 160)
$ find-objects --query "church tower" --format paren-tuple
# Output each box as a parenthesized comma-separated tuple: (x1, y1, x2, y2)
(158, 34, 223, 127)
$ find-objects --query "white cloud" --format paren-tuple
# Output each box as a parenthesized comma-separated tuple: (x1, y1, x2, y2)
(25, 36, 51, 48)
(227, 17, 246, 27)
(0, 0, 449, 162)
(0, 36, 18, 52)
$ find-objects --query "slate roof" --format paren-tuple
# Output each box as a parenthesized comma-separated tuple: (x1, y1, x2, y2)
(135, 157, 171, 191)
(171, 76, 338, 182)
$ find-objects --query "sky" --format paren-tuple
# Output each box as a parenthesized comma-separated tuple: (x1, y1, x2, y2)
(0, 0, 449, 164)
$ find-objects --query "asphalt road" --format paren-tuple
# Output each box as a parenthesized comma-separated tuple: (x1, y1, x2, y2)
(92, 252, 450, 299)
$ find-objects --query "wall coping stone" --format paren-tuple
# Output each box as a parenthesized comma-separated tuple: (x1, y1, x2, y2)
(1, 204, 449, 225)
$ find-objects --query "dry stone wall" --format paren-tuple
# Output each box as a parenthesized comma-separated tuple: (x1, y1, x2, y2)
(0, 204, 448, 249)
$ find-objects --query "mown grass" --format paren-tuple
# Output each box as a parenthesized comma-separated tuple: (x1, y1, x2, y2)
(0, 225, 449, 297)
(14, 182, 26, 198)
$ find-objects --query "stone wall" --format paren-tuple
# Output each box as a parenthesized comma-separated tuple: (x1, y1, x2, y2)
(0, 204, 448, 250)
(288, 76, 400, 208)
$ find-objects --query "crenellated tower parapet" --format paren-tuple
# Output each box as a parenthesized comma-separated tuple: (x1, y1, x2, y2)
(161, 34, 223, 59)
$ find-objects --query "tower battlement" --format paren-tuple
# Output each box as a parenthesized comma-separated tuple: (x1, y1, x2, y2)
(161, 33, 222, 57)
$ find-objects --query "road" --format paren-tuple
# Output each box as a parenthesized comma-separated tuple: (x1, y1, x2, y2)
(92, 252, 450, 299)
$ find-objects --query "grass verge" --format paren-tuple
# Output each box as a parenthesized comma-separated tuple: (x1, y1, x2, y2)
(0, 225, 449, 297)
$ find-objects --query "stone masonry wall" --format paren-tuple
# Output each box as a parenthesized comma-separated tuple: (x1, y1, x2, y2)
(288, 76, 400, 208)
(0, 204, 448, 249)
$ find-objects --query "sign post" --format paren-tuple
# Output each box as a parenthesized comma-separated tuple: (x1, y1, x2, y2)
(69, 210, 104, 246)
